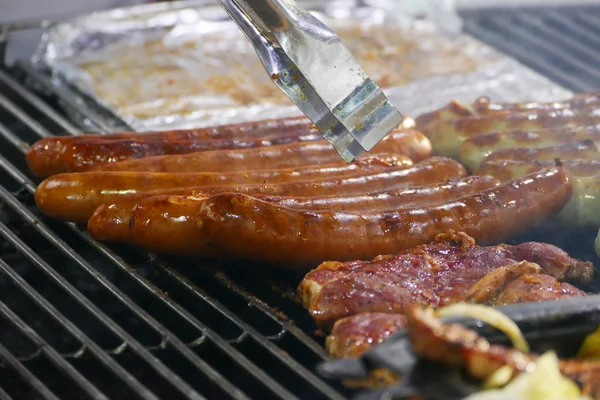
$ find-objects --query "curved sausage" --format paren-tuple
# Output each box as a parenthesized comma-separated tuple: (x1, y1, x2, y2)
(416, 92, 600, 128)
(414, 101, 479, 128)
(421, 108, 600, 159)
(37, 153, 417, 223)
(36, 116, 312, 143)
(195, 167, 572, 268)
(474, 159, 600, 228)
(475, 159, 600, 182)
(91, 129, 431, 173)
(482, 140, 599, 164)
(472, 91, 600, 114)
(26, 130, 321, 178)
(27, 126, 431, 177)
(459, 126, 600, 171)
(87, 157, 467, 242)
(108, 175, 499, 254)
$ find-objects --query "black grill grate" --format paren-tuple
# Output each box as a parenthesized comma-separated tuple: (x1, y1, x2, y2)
(0, 63, 349, 399)
(461, 4, 600, 93)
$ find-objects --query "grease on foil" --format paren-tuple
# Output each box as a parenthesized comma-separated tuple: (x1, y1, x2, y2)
(34, 0, 573, 131)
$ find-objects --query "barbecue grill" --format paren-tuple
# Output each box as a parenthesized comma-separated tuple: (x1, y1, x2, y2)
(0, 3, 599, 400)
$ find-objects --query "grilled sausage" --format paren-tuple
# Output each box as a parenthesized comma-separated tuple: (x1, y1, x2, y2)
(475, 159, 600, 182)
(414, 101, 481, 128)
(91, 129, 431, 173)
(27, 126, 431, 177)
(472, 91, 600, 114)
(416, 92, 600, 128)
(26, 117, 312, 177)
(420, 108, 600, 159)
(111, 175, 500, 254)
(87, 157, 467, 242)
(459, 126, 600, 171)
(474, 159, 600, 229)
(193, 167, 572, 267)
(37, 153, 417, 223)
(481, 140, 599, 164)
(26, 131, 322, 178)
(37, 117, 312, 143)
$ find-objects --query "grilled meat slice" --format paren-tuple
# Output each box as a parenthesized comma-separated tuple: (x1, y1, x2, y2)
(299, 231, 593, 329)
(326, 313, 407, 359)
(405, 307, 600, 398)
(326, 266, 586, 360)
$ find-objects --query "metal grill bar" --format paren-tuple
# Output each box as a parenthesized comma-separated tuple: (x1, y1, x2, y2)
(4, 63, 345, 397)
(0, 340, 57, 400)
(0, 70, 78, 135)
(0, 295, 108, 400)
(0, 113, 271, 400)
(0, 64, 347, 398)
(0, 214, 187, 400)
(462, 6, 600, 92)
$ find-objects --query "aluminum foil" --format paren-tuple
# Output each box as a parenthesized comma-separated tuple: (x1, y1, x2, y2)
(33, 0, 573, 131)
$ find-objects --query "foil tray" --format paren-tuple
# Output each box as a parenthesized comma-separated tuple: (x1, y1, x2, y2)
(33, 0, 574, 132)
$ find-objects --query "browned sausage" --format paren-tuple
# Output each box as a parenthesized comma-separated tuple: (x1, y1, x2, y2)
(482, 140, 599, 164)
(416, 91, 600, 128)
(36, 153, 417, 223)
(420, 108, 600, 159)
(37, 117, 312, 143)
(459, 126, 600, 171)
(87, 157, 467, 242)
(194, 167, 572, 267)
(27, 125, 431, 177)
(91, 129, 432, 173)
(472, 91, 600, 114)
(26, 130, 322, 178)
(108, 175, 499, 254)
(475, 159, 600, 182)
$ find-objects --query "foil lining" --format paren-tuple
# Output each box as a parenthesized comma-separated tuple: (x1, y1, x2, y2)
(33, 0, 573, 132)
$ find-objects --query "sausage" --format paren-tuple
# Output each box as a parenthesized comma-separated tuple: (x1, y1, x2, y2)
(416, 92, 600, 128)
(102, 175, 499, 254)
(27, 124, 431, 177)
(474, 159, 600, 229)
(36, 153, 417, 223)
(557, 176, 600, 228)
(482, 140, 599, 164)
(26, 130, 321, 178)
(87, 157, 467, 242)
(472, 91, 600, 114)
(475, 159, 600, 182)
(414, 101, 480, 128)
(35, 117, 312, 143)
(194, 167, 572, 267)
(420, 108, 600, 159)
(459, 126, 600, 171)
(91, 129, 431, 173)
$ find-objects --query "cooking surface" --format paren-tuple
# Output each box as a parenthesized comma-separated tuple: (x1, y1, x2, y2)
(0, 4, 599, 400)
(461, 4, 600, 92)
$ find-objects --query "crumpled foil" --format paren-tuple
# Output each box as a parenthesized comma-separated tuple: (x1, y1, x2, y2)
(33, 0, 573, 132)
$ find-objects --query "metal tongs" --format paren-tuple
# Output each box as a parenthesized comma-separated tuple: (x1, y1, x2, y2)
(216, 0, 404, 162)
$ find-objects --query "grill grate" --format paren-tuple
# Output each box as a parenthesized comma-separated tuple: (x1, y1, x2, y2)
(461, 4, 600, 93)
(0, 61, 348, 399)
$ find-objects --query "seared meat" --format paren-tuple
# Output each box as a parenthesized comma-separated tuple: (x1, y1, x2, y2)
(405, 307, 600, 398)
(326, 269, 586, 359)
(299, 231, 592, 329)
(326, 313, 407, 359)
